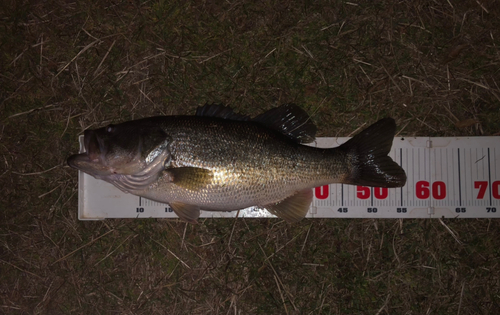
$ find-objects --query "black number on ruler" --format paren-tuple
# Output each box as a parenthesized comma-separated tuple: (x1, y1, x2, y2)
(136, 207, 144, 213)
(455, 208, 466, 213)
(397, 207, 407, 213)
(165, 207, 173, 213)
(367, 208, 378, 213)
(337, 207, 348, 213)
(487, 207, 497, 213)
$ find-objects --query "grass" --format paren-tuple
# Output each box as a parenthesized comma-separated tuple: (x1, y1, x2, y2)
(1, 0, 500, 314)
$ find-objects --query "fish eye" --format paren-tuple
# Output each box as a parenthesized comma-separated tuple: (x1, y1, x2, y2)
(106, 125, 115, 133)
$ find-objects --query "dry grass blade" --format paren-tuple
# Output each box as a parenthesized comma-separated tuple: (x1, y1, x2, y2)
(7, 104, 58, 119)
(92, 40, 116, 79)
(457, 281, 466, 315)
(438, 219, 463, 245)
(52, 229, 115, 265)
(0, 259, 43, 280)
(55, 39, 101, 78)
(227, 210, 240, 250)
(455, 118, 479, 128)
(475, 0, 489, 13)
(198, 49, 232, 64)
(152, 239, 191, 269)
(94, 234, 137, 266)
(38, 183, 62, 198)
(375, 294, 391, 315)
(274, 275, 289, 315)
(258, 243, 298, 312)
(300, 223, 313, 255)
(12, 164, 61, 176)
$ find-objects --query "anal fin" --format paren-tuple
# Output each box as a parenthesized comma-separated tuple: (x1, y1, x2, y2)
(264, 189, 313, 223)
(170, 202, 200, 224)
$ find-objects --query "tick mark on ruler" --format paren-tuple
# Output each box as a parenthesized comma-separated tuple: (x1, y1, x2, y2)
(458, 148, 462, 207)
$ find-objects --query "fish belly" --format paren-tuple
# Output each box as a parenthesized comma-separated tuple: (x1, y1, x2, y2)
(138, 167, 321, 211)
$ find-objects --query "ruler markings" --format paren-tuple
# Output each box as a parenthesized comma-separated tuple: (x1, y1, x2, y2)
(370, 187, 373, 207)
(449, 148, 453, 207)
(341, 184, 344, 207)
(436, 148, 449, 206)
(409, 147, 412, 207)
(467, 149, 471, 207)
(436, 148, 439, 208)
(463, 148, 467, 207)
(447, 148, 451, 206)
(424, 146, 428, 209)
(473, 147, 477, 207)
(458, 148, 462, 207)
(405, 147, 408, 208)
(78, 137, 500, 220)
(447, 148, 451, 207)
(494, 147, 498, 207)
(400, 148, 403, 207)
(480, 148, 484, 177)
(428, 143, 432, 210)
(432, 147, 435, 208)
(460, 148, 466, 206)
(436, 147, 440, 207)
(468, 149, 477, 207)
(474, 148, 478, 180)
(488, 148, 492, 207)
(413, 148, 425, 210)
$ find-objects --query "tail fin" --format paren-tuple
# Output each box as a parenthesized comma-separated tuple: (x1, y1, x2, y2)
(339, 118, 406, 188)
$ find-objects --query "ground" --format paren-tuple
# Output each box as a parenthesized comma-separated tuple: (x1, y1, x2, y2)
(1, 0, 499, 314)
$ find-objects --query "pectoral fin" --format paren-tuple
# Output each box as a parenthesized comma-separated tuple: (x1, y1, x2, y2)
(167, 167, 213, 191)
(170, 202, 200, 224)
(264, 189, 313, 223)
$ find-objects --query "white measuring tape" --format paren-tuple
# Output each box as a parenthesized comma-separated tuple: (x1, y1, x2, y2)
(76, 136, 500, 220)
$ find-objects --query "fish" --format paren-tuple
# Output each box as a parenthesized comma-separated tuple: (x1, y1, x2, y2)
(67, 104, 406, 223)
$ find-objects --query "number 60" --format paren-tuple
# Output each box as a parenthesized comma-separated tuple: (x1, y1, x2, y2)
(416, 181, 446, 199)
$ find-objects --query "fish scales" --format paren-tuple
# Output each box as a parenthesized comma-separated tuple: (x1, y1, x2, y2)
(142, 116, 350, 211)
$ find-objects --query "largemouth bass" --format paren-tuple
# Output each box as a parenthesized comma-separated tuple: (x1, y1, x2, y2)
(67, 104, 406, 223)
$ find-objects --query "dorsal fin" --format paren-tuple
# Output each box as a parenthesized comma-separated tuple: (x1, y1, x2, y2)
(196, 103, 250, 121)
(252, 104, 317, 144)
(196, 103, 317, 143)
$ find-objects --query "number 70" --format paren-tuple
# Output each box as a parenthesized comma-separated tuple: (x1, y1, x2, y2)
(474, 181, 500, 199)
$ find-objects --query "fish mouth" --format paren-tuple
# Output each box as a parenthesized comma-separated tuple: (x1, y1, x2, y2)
(83, 129, 105, 162)
(67, 130, 111, 176)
